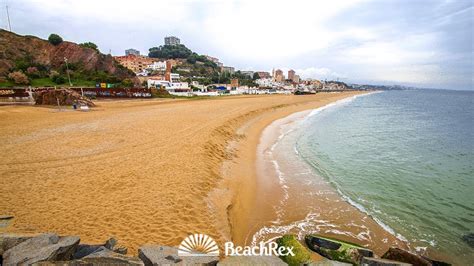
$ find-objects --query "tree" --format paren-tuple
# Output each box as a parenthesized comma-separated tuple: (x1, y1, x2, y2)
(79, 42, 99, 52)
(8, 71, 29, 85)
(26, 67, 40, 78)
(253, 72, 260, 80)
(48, 34, 63, 45)
(121, 78, 134, 88)
(186, 54, 197, 64)
(148, 44, 192, 59)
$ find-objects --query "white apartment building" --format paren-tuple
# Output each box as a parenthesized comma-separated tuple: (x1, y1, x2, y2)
(147, 61, 167, 71)
(147, 79, 191, 96)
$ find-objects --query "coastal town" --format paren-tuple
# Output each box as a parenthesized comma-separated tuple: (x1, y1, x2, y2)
(0, 29, 355, 104)
(112, 36, 350, 97)
(1, 0, 472, 263)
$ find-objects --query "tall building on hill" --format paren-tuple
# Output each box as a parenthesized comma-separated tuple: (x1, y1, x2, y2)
(293, 75, 300, 83)
(114, 55, 154, 73)
(222, 66, 235, 74)
(274, 69, 284, 82)
(125, 48, 140, 56)
(288, 69, 295, 81)
(165, 36, 180, 46)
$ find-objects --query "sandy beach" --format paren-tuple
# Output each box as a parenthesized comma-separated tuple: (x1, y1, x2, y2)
(1, 92, 366, 254)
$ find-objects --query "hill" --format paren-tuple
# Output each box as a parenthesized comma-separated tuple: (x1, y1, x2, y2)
(147, 44, 257, 86)
(0, 30, 136, 87)
(148, 44, 220, 82)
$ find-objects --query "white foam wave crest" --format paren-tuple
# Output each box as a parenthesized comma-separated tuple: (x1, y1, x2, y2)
(250, 211, 373, 246)
(336, 189, 409, 243)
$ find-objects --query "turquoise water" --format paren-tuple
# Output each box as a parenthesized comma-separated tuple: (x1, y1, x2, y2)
(296, 90, 474, 264)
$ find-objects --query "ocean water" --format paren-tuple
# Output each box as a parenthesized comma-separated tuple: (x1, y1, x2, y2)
(295, 90, 474, 264)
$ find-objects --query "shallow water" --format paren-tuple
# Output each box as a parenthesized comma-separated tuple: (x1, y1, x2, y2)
(251, 93, 405, 258)
(294, 90, 474, 264)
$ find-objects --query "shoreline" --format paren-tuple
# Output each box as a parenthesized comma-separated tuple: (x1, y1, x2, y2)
(220, 91, 441, 261)
(224, 91, 455, 264)
(248, 92, 407, 256)
(216, 91, 368, 246)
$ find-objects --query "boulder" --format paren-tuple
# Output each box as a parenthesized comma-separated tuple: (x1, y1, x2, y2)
(113, 245, 128, 255)
(422, 256, 451, 266)
(81, 248, 143, 265)
(3, 233, 80, 265)
(0, 215, 14, 229)
(276, 235, 312, 266)
(73, 245, 107, 259)
(32, 260, 90, 265)
(309, 258, 352, 265)
(104, 237, 117, 250)
(0, 234, 33, 256)
(381, 248, 430, 266)
(305, 234, 373, 265)
(360, 257, 412, 266)
(138, 245, 219, 266)
(73, 237, 127, 259)
(218, 255, 286, 265)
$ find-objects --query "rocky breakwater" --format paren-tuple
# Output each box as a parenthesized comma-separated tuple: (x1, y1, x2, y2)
(0, 232, 452, 265)
(275, 234, 451, 266)
(0, 233, 222, 266)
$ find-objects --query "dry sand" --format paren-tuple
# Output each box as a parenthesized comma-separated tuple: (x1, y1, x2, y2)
(0, 92, 363, 254)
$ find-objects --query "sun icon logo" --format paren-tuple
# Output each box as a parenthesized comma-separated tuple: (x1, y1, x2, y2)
(178, 234, 220, 257)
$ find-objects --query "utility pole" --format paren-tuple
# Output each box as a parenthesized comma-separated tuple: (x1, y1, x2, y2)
(64, 57, 72, 86)
(6, 5, 12, 32)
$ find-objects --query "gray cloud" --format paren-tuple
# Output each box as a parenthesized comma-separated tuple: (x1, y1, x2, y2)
(1, 0, 472, 90)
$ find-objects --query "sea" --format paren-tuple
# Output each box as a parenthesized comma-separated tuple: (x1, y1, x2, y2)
(252, 89, 473, 265)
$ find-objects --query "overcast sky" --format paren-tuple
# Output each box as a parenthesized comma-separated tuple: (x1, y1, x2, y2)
(1, 0, 473, 90)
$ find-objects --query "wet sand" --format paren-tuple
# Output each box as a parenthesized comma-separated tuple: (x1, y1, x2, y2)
(0, 92, 361, 254)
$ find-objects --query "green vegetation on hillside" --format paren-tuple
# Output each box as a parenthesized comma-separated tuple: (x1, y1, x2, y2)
(0, 54, 134, 87)
(148, 44, 192, 59)
(48, 33, 63, 45)
(149, 44, 218, 69)
(0, 30, 136, 87)
(79, 42, 99, 52)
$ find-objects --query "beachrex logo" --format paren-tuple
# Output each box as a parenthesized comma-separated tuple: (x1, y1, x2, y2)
(178, 234, 220, 256)
(178, 234, 295, 257)
(225, 242, 295, 256)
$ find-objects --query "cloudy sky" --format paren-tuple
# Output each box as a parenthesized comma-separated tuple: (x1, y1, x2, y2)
(1, 0, 473, 90)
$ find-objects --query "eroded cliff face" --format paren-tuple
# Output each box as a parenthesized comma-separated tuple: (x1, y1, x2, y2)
(0, 29, 134, 80)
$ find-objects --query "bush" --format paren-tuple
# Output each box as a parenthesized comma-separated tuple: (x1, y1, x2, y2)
(121, 78, 134, 88)
(48, 34, 63, 45)
(8, 71, 29, 85)
(49, 70, 60, 79)
(26, 66, 40, 78)
(79, 42, 99, 52)
(52, 75, 66, 84)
